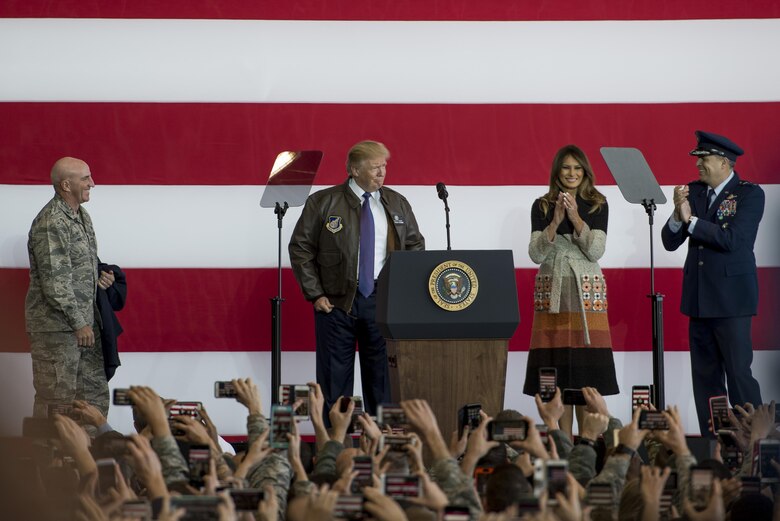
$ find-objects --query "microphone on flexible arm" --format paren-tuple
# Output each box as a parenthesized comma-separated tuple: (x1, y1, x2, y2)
(435, 182, 452, 250)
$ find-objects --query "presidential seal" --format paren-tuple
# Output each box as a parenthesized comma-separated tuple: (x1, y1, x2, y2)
(428, 260, 478, 311)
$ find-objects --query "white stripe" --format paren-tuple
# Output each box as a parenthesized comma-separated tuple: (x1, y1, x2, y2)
(2, 184, 778, 269)
(2, 351, 778, 436)
(0, 185, 780, 268)
(1, 18, 780, 103)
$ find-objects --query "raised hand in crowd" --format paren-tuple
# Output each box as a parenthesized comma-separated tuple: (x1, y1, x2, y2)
(198, 404, 223, 448)
(126, 433, 168, 498)
(302, 484, 338, 520)
(639, 464, 671, 521)
(460, 411, 500, 476)
(215, 490, 238, 521)
(234, 429, 271, 480)
(101, 462, 141, 515)
(580, 411, 610, 444)
(232, 378, 262, 416)
(127, 386, 171, 438)
(449, 423, 470, 459)
(618, 407, 649, 454)
(733, 402, 756, 431)
(72, 399, 109, 429)
(653, 406, 691, 457)
(401, 399, 450, 461)
(535, 387, 565, 432)
(171, 414, 212, 447)
(404, 433, 425, 474)
(582, 386, 610, 417)
(255, 484, 279, 521)
(77, 492, 110, 521)
(356, 412, 382, 457)
(363, 486, 408, 521)
(750, 400, 777, 442)
(328, 396, 355, 444)
(724, 409, 751, 452)
(407, 470, 449, 515)
(287, 418, 308, 484)
(509, 418, 550, 461)
(53, 413, 97, 476)
(553, 473, 586, 521)
(306, 381, 330, 450)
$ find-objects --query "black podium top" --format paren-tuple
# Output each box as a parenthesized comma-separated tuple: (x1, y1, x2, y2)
(376, 250, 520, 340)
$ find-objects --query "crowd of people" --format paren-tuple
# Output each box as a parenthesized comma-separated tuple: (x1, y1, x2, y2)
(4, 379, 779, 520)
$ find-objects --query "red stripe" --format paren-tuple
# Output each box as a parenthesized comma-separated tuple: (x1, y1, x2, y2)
(2, 267, 778, 353)
(1, 1, 778, 21)
(2, 102, 780, 186)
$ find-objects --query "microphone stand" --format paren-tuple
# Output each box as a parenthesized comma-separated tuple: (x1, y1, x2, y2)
(443, 196, 451, 250)
(270, 201, 288, 404)
(437, 188, 452, 251)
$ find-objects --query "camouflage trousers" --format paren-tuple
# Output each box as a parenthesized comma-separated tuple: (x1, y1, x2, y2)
(29, 325, 109, 418)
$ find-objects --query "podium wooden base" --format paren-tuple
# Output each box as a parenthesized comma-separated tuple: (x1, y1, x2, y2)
(386, 339, 508, 442)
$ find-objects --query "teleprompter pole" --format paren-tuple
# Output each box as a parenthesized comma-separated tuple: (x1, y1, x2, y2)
(270, 201, 288, 405)
(643, 199, 665, 410)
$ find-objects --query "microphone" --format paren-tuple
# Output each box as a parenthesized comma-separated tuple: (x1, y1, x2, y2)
(436, 182, 452, 249)
(436, 182, 449, 200)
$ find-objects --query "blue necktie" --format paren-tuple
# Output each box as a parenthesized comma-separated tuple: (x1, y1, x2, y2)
(707, 189, 716, 209)
(358, 192, 375, 297)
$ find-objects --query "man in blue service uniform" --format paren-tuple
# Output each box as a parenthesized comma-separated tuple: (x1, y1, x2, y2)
(662, 130, 764, 436)
(289, 141, 425, 418)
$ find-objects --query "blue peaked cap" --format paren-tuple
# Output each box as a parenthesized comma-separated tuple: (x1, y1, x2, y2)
(689, 130, 744, 162)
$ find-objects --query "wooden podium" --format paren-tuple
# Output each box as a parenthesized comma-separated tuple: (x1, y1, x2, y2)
(376, 250, 520, 439)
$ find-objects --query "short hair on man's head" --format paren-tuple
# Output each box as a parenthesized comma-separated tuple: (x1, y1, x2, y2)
(309, 472, 338, 487)
(346, 140, 390, 175)
(494, 409, 523, 422)
(476, 444, 507, 468)
(485, 463, 532, 512)
(695, 458, 732, 480)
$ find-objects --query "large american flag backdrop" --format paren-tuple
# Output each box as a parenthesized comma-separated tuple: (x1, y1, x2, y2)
(1, 1, 778, 435)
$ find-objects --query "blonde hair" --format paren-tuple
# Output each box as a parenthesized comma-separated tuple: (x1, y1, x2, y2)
(346, 140, 390, 176)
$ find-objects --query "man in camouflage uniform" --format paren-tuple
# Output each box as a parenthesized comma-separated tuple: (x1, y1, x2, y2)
(26, 157, 109, 418)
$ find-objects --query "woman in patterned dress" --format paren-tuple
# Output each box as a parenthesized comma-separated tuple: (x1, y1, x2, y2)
(523, 144, 619, 437)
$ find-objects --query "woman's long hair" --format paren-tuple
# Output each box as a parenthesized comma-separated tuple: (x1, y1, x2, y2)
(539, 144, 606, 217)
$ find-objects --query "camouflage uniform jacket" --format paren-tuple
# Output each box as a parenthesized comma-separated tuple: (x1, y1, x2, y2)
(312, 439, 345, 478)
(671, 452, 697, 513)
(550, 429, 573, 459)
(569, 444, 598, 486)
(429, 457, 483, 520)
(26, 194, 98, 332)
(587, 454, 631, 509)
(150, 435, 189, 484)
(570, 417, 624, 486)
(247, 413, 292, 520)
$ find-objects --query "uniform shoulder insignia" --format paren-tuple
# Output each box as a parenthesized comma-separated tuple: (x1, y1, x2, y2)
(738, 180, 755, 186)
